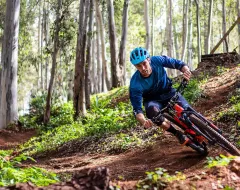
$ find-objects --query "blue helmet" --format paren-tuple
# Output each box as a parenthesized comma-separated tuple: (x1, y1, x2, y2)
(130, 47, 150, 65)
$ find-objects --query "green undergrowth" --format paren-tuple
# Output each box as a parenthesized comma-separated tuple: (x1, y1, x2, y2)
(217, 88, 240, 121)
(79, 126, 163, 154)
(206, 154, 236, 168)
(136, 168, 185, 190)
(216, 89, 240, 146)
(173, 78, 203, 104)
(18, 78, 204, 156)
(0, 150, 58, 187)
(19, 86, 136, 156)
(19, 80, 202, 156)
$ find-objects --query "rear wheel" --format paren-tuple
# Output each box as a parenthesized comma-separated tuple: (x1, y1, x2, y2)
(189, 114, 240, 156)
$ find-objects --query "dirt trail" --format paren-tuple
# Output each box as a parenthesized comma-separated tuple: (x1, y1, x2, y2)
(0, 57, 240, 189)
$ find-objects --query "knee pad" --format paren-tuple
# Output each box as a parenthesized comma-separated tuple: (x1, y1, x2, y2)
(146, 106, 164, 125)
(146, 106, 159, 119)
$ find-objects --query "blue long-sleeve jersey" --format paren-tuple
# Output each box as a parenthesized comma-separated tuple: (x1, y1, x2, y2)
(129, 56, 186, 116)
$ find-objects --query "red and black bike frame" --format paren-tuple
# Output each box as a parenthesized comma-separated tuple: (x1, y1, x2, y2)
(159, 80, 222, 145)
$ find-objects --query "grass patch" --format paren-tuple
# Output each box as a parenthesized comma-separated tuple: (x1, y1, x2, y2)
(135, 168, 185, 190)
(206, 155, 236, 168)
(0, 150, 58, 187)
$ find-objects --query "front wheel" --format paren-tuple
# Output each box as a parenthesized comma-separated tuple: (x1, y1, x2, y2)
(189, 114, 240, 156)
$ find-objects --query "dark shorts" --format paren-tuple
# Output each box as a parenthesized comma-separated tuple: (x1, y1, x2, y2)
(144, 92, 189, 119)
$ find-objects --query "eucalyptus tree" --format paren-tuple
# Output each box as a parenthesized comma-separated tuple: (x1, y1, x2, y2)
(181, 0, 189, 62)
(118, 0, 130, 85)
(144, 0, 150, 50)
(85, 0, 94, 109)
(74, 0, 90, 117)
(96, 17, 102, 93)
(44, 0, 62, 124)
(206, 0, 213, 54)
(194, 0, 201, 63)
(187, 0, 193, 69)
(107, 0, 121, 87)
(94, 0, 110, 91)
(237, 0, 240, 53)
(0, 0, 20, 129)
(222, 0, 227, 52)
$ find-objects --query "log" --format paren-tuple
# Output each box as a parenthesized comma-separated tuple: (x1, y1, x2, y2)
(210, 17, 240, 54)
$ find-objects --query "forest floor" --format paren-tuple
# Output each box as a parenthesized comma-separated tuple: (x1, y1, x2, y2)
(0, 53, 240, 189)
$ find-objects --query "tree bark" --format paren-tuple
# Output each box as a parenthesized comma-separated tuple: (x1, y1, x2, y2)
(151, 0, 154, 54)
(96, 12, 102, 93)
(206, 0, 213, 54)
(173, 25, 179, 59)
(187, 0, 193, 70)
(181, 0, 189, 62)
(165, 0, 175, 77)
(85, 0, 94, 110)
(107, 0, 121, 88)
(44, 0, 50, 90)
(237, 0, 240, 53)
(73, 0, 89, 118)
(222, 0, 227, 52)
(0, 0, 20, 129)
(44, 0, 62, 124)
(144, 0, 150, 50)
(118, 0, 130, 86)
(194, 0, 201, 63)
(94, 0, 111, 91)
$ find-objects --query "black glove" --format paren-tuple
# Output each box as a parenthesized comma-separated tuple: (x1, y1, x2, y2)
(152, 114, 165, 126)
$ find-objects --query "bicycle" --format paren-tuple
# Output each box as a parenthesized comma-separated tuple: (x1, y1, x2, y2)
(152, 79, 240, 156)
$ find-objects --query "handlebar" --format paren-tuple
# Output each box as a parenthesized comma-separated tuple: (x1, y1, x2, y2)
(176, 79, 188, 95)
(151, 79, 189, 124)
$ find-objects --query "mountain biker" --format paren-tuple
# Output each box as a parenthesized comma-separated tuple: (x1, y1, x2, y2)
(129, 47, 192, 146)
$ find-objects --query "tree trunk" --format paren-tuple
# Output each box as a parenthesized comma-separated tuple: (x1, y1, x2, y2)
(44, 0, 50, 90)
(85, 0, 94, 110)
(187, 0, 193, 70)
(194, 0, 201, 64)
(38, 4, 41, 89)
(0, 0, 20, 129)
(41, 2, 44, 90)
(144, 0, 150, 50)
(167, 0, 173, 57)
(96, 12, 102, 93)
(222, 0, 227, 52)
(94, 0, 111, 91)
(181, 0, 189, 62)
(74, 0, 90, 118)
(237, 0, 240, 53)
(67, 68, 73, 101)
(107, 0, 121, 88)
(118, 0, 130, 86)
(91, 37, 96, 94)
(44, 0, 62, 124)
(151, 0, 155, 54)
(173, 25, 179, 59)
(206, 0, 213, 54)
(203, 0, 208, 54)
(165, 0, 174, 77)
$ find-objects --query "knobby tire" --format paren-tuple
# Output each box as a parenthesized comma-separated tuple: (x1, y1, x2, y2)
(189, 114, 240, 156)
